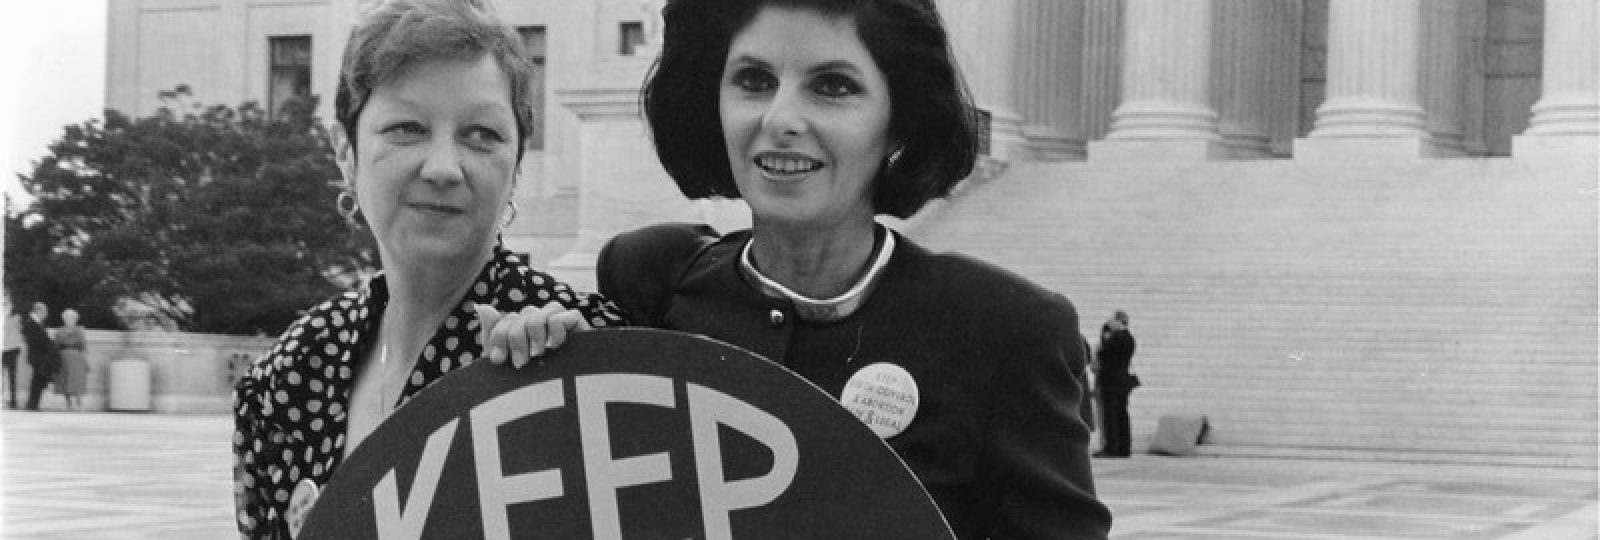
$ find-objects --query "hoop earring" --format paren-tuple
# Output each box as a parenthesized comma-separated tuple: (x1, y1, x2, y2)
(336, 190, 360, 225)
(500, 199, 518, 230)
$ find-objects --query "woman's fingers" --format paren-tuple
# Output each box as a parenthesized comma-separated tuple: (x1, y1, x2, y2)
(544, 309, 594, 349)
(507, 305, 543, 369)
(477, 302, 596, 369)
(543, 310, 572, 350)
(473, 303, 508, 364)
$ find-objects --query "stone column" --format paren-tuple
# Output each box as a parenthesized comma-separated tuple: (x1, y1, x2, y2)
(545, 90, 750, 290)
(105, 0, 142, 114)
(1513, 0, 1599, 157)
(1458, 0, 1489, 156)
(319, 0, 363, 129)
(1420, 0, 1470, 157)
(1212, 0, 1273, 159)
(1017, 0, 1087, 161)
(1078, 0, 1121, 142)
(1089, 0, 1225, 161)
(940, 0, 1027, 163)
(215, 1, 248, 110)
(545, 91, 669, 290)
(1265, 0, 1302, 157)
(1297, 0, 1429, 159)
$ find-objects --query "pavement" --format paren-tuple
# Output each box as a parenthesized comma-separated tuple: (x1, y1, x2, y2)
(1, 409, 1595, 539)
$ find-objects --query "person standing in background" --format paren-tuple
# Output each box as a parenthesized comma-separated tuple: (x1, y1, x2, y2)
(53, 308, 88, 410)
(22, 302, 58, 411)
(3, 307, 23, 409)
(1095, 310, 1136, 458)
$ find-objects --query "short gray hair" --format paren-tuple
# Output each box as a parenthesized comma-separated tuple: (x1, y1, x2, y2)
(334, 0, 534, 161)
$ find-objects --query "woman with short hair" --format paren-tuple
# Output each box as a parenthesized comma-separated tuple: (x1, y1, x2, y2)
(230, 1, 624, 536)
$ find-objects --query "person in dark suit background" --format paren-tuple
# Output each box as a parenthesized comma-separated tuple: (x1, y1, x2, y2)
(1095, 310, 1136, 457)
(22, 302, 59, 411)
(3, 307, 23, 409)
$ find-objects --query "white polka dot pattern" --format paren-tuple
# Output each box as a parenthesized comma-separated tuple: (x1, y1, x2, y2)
(231, 245, 626, 538)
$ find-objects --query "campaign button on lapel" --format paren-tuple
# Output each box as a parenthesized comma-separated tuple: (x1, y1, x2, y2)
(840, 363, 920, 439)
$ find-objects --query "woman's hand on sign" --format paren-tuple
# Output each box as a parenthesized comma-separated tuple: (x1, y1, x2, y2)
(473, 303, 593, 368)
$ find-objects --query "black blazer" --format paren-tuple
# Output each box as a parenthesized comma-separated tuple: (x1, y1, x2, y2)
(21, 315, 57, 373)
(1097, 328, 1136, 393)
(599, 224, 1111, 540)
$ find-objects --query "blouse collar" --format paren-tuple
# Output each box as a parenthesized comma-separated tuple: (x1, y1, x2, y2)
(257, 243, 517, 426)
(738, 225, 896, 323)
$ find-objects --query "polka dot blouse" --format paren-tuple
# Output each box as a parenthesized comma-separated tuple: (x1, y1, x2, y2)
(231, 245, 627, 538)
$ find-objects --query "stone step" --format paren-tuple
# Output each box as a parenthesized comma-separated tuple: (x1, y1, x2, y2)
(1176, 285, 1572, 301)
(914, 158, 1596, 467)
(1133, 352, 1596, 368)
(1052, 274, 1597, 289)
(1134, 366, 1599, 385)
(1135, 331, 1592, 346)
(1058, 294, 1592, 313)
(1066, 303, 1592, 318)
(1136, 351, 1591, 368)
(1187, 427, 1597, 454)
(1131, 404, 1592, 431)
(1139, 372, 1599, 388)
(1186, 444, 1596, 469)
(1175, 367, 1600, 380)
(1135, 386, 1597, 407)
(1156, 411, 1597, 442)
(1132, 401, 1593, 431)
(1139, 348, 1597, 362)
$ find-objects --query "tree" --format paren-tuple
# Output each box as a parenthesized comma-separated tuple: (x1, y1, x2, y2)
(6, 87, 376, 334)
(3, 212, 118, 327)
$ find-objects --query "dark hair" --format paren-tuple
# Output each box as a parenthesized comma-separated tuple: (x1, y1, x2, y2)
(334, 0, 534, 162)
(642, 0, 979, 218)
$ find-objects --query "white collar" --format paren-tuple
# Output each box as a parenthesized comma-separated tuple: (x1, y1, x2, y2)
(739, 226, 897, 323)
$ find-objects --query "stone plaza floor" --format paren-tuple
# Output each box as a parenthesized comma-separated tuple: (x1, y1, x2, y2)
(0, 410, 1595, 539)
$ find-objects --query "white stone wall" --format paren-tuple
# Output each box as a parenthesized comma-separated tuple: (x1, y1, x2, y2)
(14, 330, 275, 413)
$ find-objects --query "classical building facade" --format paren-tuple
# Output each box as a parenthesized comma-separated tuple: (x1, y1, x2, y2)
(107, 0, 1596, 463)
(107, 0, 677, 267)
(106, 0, 1594, 256)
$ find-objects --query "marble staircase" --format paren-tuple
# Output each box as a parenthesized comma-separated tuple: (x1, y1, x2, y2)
(905, 157, 1598, 468)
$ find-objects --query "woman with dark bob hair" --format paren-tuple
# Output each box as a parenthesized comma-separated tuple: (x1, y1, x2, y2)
(231, 0, 623, 537)
(644, 0, 978, 218)
(591, 0, 1112, 537)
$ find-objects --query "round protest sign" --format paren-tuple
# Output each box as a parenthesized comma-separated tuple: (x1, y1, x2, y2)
(299, 328, 953, 539)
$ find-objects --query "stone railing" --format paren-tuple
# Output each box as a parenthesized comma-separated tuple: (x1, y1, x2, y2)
(13, 330, 276, 414)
